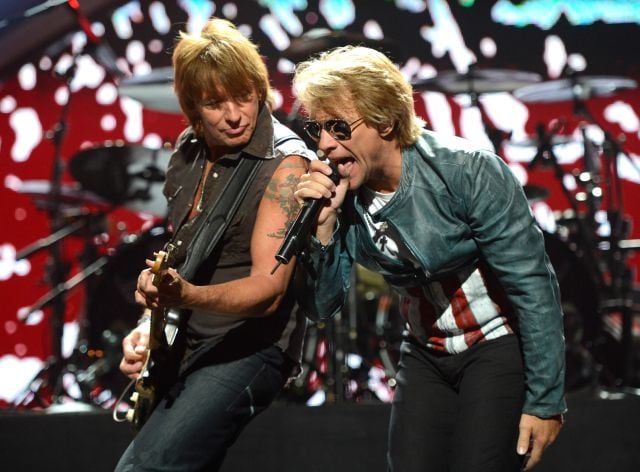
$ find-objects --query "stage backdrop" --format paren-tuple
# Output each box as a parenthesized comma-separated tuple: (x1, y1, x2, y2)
(1, 0, 639, 406)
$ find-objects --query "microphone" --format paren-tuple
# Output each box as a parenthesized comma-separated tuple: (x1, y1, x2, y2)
(271, 161, 340, 273)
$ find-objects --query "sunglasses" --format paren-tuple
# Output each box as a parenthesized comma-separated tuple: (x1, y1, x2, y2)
(303, 117, 364, 141)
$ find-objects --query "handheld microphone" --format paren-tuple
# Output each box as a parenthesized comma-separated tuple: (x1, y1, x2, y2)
(271, 162, 340, 273)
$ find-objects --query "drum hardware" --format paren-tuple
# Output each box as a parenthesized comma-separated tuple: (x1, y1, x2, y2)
(515, 72, 640, 389)
(526, 119, 568, 171)
(412, 66, 542, 156)
(575, 88, 639, 388)
(283, 265, 402, 405)
(12, 212, 114, 407)
(526, 118, 602, 278)
(283, 29, 403, 63)
(10, 43, 167, 407)
(118, 67, 179, 114)
(411, 68, 542, 95)
(512, 75, 637, 104)
(507, 134, 576, 149)
(10, 48, 101, 409)
(69, 143, 172, 217)
(522, 184, 549, 203)
(13, 180, 111, 211)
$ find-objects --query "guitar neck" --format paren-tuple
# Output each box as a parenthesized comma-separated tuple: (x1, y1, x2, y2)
(148, 307, 167, 351)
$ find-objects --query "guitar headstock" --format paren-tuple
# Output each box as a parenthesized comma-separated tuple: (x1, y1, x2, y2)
(150, 243, 178, 287)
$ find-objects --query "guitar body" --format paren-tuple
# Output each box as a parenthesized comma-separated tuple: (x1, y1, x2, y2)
(126, 244, 182, 432)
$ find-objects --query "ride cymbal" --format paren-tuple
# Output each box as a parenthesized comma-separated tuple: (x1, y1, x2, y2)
(513, 75, 637, 103)
(411, 69, 542, 95)
(283, 29, 402, 62)
(15, 180, 110, 209)
(118, 67, 180, 114)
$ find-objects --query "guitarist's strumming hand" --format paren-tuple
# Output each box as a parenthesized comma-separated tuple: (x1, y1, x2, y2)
(120, 319, 150, 380)
(134, 258, 190, 310)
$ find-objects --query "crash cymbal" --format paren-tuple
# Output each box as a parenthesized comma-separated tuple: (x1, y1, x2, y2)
(118, 67, 180, 114)
(15, 180, 110, 208)
(283, 29, 401, 62)
(411, 69, 542, 95)
(523, 185, 549, 202)
(513, 75, 637, 103)
(69, 143, 172, 216)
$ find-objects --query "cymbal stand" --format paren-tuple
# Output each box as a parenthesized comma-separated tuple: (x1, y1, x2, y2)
(16, 217, 89, 261)
(462, 65, 511, 156)
(528, 120, 578, 211)
(599, 134, 638, 387)
(571, 87, 640, 388)
(468, 89, 511, 158)
(528, 121, 605, 292)
(12, 53, 80, 408)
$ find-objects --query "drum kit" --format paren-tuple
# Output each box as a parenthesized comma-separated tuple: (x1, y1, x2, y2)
(13, 144, 171, 408)
(11, 31, 640, 408)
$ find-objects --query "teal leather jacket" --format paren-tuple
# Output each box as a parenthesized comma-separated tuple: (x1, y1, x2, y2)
(295, 130, 567, 417)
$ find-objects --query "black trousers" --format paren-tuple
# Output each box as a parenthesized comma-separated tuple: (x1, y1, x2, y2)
(114, 346, 291, 472)
(388, 334, 526, 472)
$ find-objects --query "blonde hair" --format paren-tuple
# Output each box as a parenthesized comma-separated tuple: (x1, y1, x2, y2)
(293, 46, 424, 147)
(172, 18, 275, 136)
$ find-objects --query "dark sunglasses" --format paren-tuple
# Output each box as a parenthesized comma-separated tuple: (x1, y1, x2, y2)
(304, 117, 364, 141)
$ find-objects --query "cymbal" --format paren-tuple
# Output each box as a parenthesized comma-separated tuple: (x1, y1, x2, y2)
(15, 180, 110, 208)
(411, 69, 542, 95)
(118, 67, 181, 114)
(508, 135, 577, 148)
(513, 75, 637, 103)
(283, 29, 402, 63)
(69, 143, 173, 216)
(523, 185, 549, 202)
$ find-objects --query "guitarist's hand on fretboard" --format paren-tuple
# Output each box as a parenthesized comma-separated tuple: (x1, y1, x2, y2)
(119, 319, 150, 380)
(134, 259, 186, 310)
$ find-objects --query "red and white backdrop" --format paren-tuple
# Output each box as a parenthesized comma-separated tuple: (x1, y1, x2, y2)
(1, 0, 639, 406)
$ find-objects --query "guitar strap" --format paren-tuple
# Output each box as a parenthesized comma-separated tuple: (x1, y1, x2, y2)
(178, 129, 300, 281)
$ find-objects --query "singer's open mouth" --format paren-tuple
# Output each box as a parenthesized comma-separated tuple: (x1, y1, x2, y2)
(334, 158, 355, 177)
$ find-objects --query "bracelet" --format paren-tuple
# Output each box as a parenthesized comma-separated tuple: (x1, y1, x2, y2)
(137, 311, 151, 326)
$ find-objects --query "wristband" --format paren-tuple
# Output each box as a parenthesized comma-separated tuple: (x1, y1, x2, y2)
(137, 311, 151, 326)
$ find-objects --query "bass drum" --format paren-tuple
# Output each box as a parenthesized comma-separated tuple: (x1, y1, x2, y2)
(543, 230, 601, 391)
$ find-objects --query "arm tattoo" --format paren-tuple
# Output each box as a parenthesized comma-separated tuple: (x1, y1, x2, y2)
(265, 162, 305, 239)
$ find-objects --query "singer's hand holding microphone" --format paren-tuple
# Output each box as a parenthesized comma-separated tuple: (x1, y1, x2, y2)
(271, 159, 347, 272)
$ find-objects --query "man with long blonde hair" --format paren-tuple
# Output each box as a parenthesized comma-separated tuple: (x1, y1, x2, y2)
(115, 18, 315, 471)
(293, 45, 565, 471)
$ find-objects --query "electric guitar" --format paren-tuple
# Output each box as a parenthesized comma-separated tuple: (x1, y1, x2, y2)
(125, 243, 182, 432)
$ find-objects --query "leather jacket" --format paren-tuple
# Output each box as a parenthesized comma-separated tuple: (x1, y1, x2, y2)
(295, 130, 567, 417)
